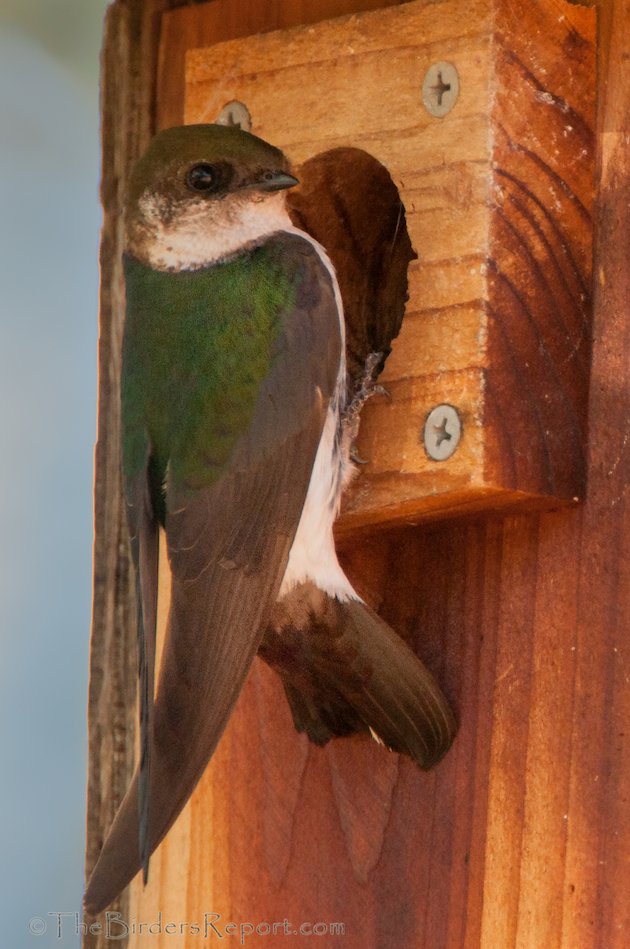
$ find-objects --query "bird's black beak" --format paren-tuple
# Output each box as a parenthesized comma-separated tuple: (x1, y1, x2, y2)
(252, 172, 299, 193)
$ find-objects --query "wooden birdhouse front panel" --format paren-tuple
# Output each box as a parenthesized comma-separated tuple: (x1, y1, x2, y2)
(87, 2, 630, 948)
(180, 0, 596, 532)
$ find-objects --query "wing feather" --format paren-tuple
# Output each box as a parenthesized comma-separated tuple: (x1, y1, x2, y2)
(84, 232, 342, 914)
(126, 453, 159, 885)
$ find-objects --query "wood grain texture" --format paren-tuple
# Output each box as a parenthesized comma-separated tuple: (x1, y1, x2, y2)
(180, 0, 596, 531)
(486, 0, 596, 500)
(89, 0, 630, 947)
(156, 0, 403, 130)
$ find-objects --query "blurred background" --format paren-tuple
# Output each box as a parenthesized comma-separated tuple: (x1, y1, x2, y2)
(0, 1, 109, 944)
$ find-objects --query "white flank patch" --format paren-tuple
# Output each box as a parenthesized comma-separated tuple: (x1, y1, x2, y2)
(279, 402, 359, 601)
(278, 228, 361, 604)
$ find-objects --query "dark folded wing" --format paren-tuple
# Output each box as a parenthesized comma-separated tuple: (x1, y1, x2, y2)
(84, 232, 341, 914)
(126, 459, 159, 885)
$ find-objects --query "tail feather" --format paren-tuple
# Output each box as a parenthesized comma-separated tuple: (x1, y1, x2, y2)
(260, 583, 457, 769)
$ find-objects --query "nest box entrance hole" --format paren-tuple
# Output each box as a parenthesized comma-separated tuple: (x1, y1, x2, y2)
(286, 147, 416, 404)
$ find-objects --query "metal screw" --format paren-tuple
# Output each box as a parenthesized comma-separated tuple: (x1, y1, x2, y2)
(423, 404, 462, 461)
(422, 62, 459, 118)
(215, 100, 252, 132)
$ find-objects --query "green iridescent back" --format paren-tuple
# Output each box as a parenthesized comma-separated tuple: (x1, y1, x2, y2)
(121, 243, 297, 515)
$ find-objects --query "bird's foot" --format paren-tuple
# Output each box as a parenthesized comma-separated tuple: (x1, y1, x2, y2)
(342, 351, 390, 428)
(342, 352, 390, 467)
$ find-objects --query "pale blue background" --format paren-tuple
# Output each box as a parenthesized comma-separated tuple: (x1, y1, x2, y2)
(1, 1, 109, 944)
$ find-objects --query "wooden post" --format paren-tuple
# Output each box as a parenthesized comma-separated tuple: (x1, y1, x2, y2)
(85, 3, 184, 945)
(86, 0, 630, 946)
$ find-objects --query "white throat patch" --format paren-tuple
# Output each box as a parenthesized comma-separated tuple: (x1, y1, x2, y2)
(134, 190, 294, 271)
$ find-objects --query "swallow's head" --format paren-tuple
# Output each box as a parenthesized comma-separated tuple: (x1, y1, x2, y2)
(126, 124, 299, 270)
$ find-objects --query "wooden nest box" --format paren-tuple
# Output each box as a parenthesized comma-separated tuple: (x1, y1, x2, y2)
(177, 0, 595, 533)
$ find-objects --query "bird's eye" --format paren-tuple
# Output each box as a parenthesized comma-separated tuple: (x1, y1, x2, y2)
(186, 163, 221, 193)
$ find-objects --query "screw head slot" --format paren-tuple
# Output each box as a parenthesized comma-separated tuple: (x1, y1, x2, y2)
(423, 404, 462, 461)
(216, 100, 252, 132)
(422, 62, 460, 118)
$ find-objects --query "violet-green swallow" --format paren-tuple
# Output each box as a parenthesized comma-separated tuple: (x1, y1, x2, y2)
(84, 124, 456, 914)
